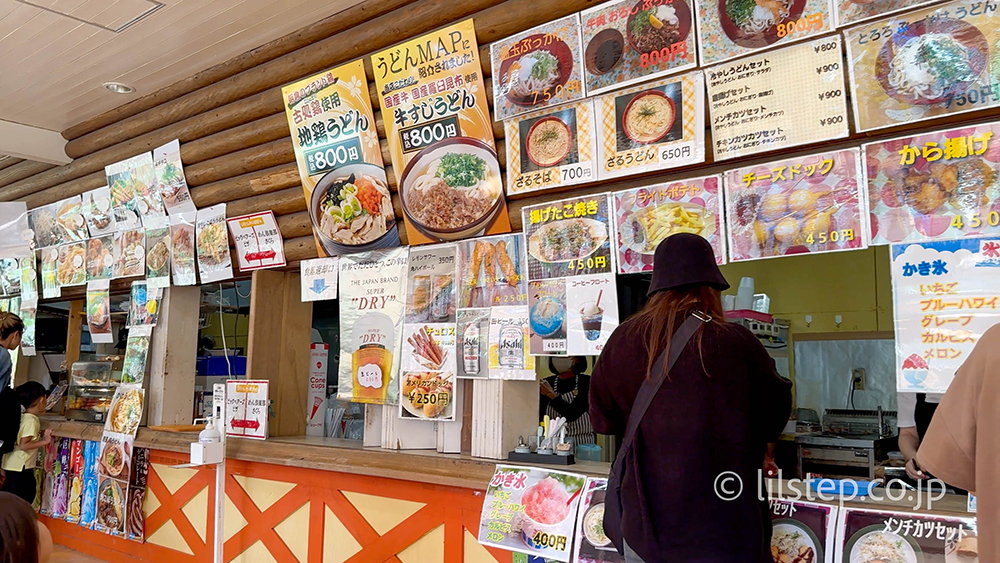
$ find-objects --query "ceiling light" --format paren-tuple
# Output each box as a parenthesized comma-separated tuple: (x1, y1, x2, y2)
(103, 82, 135, 94)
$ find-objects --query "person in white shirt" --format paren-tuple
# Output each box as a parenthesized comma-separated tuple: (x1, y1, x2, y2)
(896, 391, 943, 480)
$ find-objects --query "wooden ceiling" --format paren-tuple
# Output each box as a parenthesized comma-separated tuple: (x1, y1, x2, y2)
(0, 0, 368, 133)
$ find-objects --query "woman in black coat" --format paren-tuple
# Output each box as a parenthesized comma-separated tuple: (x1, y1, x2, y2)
(589, 234, 792, 562)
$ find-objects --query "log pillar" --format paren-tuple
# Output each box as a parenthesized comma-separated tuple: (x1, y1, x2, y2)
(147, 287, 200, 425)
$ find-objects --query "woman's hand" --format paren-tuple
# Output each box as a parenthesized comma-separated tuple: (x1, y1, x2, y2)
(539, 381, 558, 400)
(763, 456, 780, 478)
(905, 458, 928, 480)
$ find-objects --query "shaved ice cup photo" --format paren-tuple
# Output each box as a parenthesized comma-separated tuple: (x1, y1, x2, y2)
(520, 477, 574, 551)
(901, 353, 929, 386)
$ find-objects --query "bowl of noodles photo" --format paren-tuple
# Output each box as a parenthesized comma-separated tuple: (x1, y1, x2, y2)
(310, 163, 397, 254)
(498, 35, 575, 107)
(622, 90, 676, 144)
(875, 17, 988, 107)
(399, 137, 503, 241)
(626, 0, 692, 56)
(718, 0, 806, 48)
(526, 116, 573, 168)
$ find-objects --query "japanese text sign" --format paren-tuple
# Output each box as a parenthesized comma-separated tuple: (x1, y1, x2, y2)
(725, 148, 868, 262)
(300, 257, 340, 302)
(226, 211, 286, 271)
(891, 236, 1000, 393)
(595, 71, 705, 180)
(614, 175, 726, 273)
(864, 120, 1000, 245)
(845, 0, 1000, 132)
(281, 60, 398, 256)
(706, 36, 849, 161)
(225, 379, 269, 439)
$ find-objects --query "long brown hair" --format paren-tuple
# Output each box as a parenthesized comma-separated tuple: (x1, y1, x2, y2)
(0, 492, 40, 563)
(631, 285, 727, 379)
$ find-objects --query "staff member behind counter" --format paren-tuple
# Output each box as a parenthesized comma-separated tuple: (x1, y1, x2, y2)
(897, 391, 942, 480)
(539, 356, 596, 445)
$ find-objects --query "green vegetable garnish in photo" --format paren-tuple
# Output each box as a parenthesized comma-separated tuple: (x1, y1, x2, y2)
(437, 153, 488, 187)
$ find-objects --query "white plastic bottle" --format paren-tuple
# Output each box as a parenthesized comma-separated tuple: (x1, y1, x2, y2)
(199, 419, 221, 443)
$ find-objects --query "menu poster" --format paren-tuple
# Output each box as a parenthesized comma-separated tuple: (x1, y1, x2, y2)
(122, 329, 152, 385)
(56, 242, 87, 287)
(845, 0, 1000, 132)
(169, 213, 197, 286)
(399, 326, 457, 421)
(127, 281, 161, 328)
(86, 236, 114, 281)
(573, 478, 624, 563)
(835, 508, 979, 563)
(40, 247, 59, 298)
(457, 234, 528, 310)
(337, 247, 408, 405)
(0, 257, 19, 295)
(614, 175, 726, 273)
(82, 187, 117, 237)
(522, 194, 615, 281)
(126, 447, 149, 542)
(457, 307, 491, 379)
(492, 15, 586, 121)
(86, 283, 114, 344)
(488, 305, 534, 380)
(581, 0, 698, 96)
(595, 71, 705, 180)
(768, 500, 837, 563)
(0, 202, 31, 259)
(104, 160, 140, 229)
(104, 384, 144, 436)
(80, 440, 100, 529)
(725, 148, 868, 262)
(891, 236, 1000, 393)
(20, 253, 37, 302)
(372, 19, 511, 245)
(281, 60, 398, 257)
(695, 0, 833, 65)
(113, 228, 145, 279)
(28, 206, 59, 249)
(864, 121, 1000, 245)
(97, 433, 134, 488)
(529, 279, 568, 355)
(226, 211, 287, 271)
(126, 152, 167, 226)
(405, 244, 457, 324)
(145, 221, 171, 288)
(65, 439, 84, 524)
(835, 0, 938, 27)
(153, 139, 196, 216)
(196, 204, 234, 284)
(18, 299, 36, 356)
(478, 465, 586, 562)
(707, 36, 849, 161)
(300, 257, 340, 302)
(49, 438, 71, 518)
(566, 274, 619, 355)
(505, 100, 598, 196)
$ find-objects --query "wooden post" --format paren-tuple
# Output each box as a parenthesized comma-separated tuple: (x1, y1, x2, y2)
(147, 287, 200, 425)
(246, 270, 313, 436)
(64, 299, 84, 369)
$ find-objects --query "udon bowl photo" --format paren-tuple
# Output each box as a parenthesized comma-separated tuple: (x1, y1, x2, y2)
(717, 0, 807, 48)
(499, 35, 575, 107)
(622, 90, 676, 145)
(310, 163, 396, 254)
(526, 116, 573, 168)
(518, 477, 574, 550)
(399, 137, 503, 241)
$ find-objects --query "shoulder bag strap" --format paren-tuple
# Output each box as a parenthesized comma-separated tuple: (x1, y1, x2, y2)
(617, 313, 708, 459)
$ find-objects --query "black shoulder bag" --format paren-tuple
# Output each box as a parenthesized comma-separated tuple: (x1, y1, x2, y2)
(604, 313, 708, 555)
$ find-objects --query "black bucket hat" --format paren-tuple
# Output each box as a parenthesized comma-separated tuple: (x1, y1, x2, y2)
(647, 233, 730, 296)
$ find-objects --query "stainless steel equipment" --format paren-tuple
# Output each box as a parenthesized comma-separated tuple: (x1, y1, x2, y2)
(795, 409, 898, 480)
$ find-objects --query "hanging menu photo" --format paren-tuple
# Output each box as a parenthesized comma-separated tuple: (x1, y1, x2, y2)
(768, 500, 838, 563)
(835, 0, 938, 27)
(695, 0, 834, 65)
(595, 70, 705, 180)
(505, 100, 598, 195)
(580, 0, 698, 96)
(725, 148, 868, 261)
(835, 508, 979, 562)
(491, 15, 585, 121)
(614, 175, 726, 273)
(845, 0, 1000, 132)
(865, 121, 1000, 245)
(707, 35, 849, 161)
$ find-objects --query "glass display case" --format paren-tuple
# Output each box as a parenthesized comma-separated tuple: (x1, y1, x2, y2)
(65, 361, 116, 423)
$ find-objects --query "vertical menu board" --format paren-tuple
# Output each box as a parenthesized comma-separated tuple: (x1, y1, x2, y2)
(614, 175, 726, 273)
(372, 20, 511, 244)
(725, 148, 868, 261)
(281, 60, 398, 256)
(491, 15, 585, 120)
(706, 35, 849, 161)
(595, 71, 705, 180)
(891, 236, 1000, 393)
(580, 0, 698, 96)
(695, 0, 834, 64)
(845, 0, 1000, 132)
(865, 121, 1000, 245)
(505, 100, 598, 195)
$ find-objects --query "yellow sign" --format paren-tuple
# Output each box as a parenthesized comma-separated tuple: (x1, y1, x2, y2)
(281, 60, 397, 256)
(371, 19, 511, 244)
